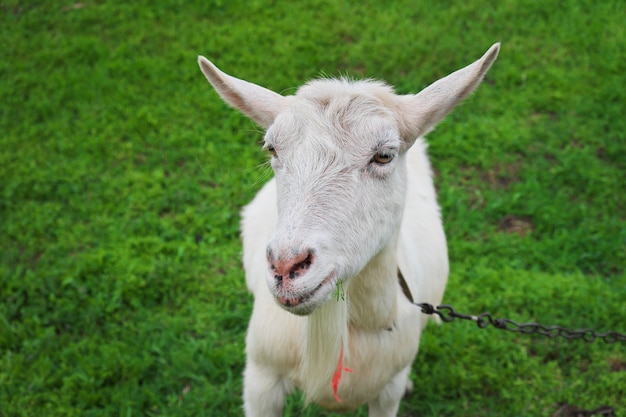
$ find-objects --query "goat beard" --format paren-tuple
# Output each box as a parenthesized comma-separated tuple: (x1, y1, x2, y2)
(302, 289, 350, 404)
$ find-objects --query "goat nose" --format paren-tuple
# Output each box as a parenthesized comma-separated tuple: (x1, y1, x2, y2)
(268, 249, 314, 281)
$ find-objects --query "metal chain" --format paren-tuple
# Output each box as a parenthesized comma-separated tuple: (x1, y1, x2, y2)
(415, 303, 626, 344)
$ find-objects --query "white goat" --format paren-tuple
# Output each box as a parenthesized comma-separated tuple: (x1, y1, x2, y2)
(198, 43, 500, 416)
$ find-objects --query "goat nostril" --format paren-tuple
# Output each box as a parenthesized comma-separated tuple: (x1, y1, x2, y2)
(268, 249, 315, 281)
(292, 255, 312, 275)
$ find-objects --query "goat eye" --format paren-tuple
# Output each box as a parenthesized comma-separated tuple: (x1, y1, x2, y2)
(266, 144, 277, 156)
(372, 152, 394, 165)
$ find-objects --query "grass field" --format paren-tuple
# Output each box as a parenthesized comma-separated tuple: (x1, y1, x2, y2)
(1, 1, 625, 416)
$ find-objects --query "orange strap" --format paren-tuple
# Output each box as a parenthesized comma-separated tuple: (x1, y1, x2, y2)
(331, 346, 353, 403)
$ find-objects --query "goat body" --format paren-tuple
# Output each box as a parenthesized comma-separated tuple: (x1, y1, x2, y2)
(198, 44, 500, 416)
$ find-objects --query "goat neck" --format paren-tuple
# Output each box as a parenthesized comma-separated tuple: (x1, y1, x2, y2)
(347, 238, 400, 331)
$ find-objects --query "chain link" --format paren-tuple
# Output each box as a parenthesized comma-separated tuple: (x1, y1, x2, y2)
(416, 303, 626, 344)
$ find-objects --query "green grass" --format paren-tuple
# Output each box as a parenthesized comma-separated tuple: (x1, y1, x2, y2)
(1, 1, 624, 416)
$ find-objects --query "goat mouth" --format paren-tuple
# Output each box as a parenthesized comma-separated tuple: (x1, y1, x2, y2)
(276, 272, 337, 312)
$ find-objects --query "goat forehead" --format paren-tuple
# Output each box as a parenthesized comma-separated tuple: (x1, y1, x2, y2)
(298, 79, 398, 130)
(268, 79, 400, 155)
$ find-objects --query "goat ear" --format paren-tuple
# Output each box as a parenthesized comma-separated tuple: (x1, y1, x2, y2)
(397, 43, 500, 142)
(198, 56, 289, 128)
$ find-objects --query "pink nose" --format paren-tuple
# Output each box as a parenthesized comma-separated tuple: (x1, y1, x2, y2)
(268, 249, 314, 282)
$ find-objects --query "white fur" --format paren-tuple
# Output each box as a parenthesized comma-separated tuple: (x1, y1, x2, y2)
(198, 43, 500, 416)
